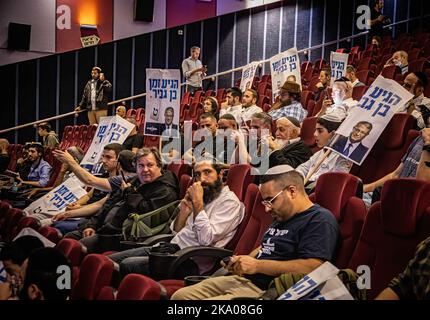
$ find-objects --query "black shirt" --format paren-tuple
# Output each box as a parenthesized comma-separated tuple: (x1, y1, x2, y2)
(370, 7, 384, 38)
(246, 204, 340, 290)
(122, 134, 144, 151)
(0, 154, 10, 174)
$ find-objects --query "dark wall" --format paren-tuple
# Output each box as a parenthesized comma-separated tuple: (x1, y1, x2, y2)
(0, 0, 425, 143)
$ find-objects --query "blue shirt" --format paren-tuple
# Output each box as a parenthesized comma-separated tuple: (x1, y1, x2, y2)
(400, 136, 423, 178)
(246, 204, 340, 289)
(27, 159, 52, 187)
(268, 100, 308, 122)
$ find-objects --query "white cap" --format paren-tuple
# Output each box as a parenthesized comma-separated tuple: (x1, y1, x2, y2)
(320, 112, 343, 123)
(265, 164, 295, 175)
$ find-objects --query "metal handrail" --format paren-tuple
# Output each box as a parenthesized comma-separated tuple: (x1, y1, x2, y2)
(1, 14, 426, 135)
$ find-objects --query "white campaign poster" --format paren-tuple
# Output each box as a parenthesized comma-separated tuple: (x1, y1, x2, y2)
(144, 69, 181, 137)
(240, 61, 260, 92)
(277, 262, 353, 300)
(328, 75, 414, 165)
(270, 47, 302, 102)
(80, 115, 134, 172)
(330, 52, 349, 86)
(24, 175, 88, 216)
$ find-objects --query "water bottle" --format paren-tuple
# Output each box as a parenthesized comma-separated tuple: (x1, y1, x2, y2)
(11, 181, 18, 192)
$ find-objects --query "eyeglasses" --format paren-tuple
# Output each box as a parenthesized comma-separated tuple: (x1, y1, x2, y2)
(261, 185, 290, 208)
(403, 82, 414, 90)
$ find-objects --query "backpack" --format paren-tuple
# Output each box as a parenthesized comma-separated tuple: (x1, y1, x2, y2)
(267, 268, 367, 300)
(122, 200, 181, 242)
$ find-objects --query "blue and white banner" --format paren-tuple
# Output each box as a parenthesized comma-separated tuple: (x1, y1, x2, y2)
(80, 115, 134, 172)
(240, 61, 260, 92)
(278, 262, 353, 300)
(330, 52, 349, 86)
(24, 175, 88, 216)
(144, 69, 181, 137)
(270, 47, 301, 102)
(328, 75, 414, 165)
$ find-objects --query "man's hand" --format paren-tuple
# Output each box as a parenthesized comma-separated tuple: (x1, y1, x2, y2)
(52, 212, 70, 221)
(230, 255, 260, 276)
(66, 202, 81, 211)
(377, 15, 385, 22)
(315, 82, 324, 89)
(220, 99, 229, 110)
(25, 188, 40, 199)
(75, 106, 81, 112)
(53, 149, 75, 165)
(179, 196, 193, 217)
(83, 228, 96, 238)
(268, 136, 279, 150)
(187, 182, 204, 214)
(422, 128, 430, 145)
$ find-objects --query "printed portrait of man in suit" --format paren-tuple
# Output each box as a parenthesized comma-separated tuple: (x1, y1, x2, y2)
(159, 107, 178, 137)
(331, 121, 373, 163)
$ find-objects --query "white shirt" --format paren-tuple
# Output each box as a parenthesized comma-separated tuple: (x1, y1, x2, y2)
(170, 185, 245, 249)
(220, 105, 243, 124)
(182, 57, 205, 87)
(241, 105, 263, 123)
(296, 148, 353, 182)
(90, 80, 97, 111)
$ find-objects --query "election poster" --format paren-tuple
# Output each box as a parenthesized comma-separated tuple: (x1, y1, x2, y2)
(328, 75, 414, 165)
(24, 175, 88, 216)
(278, 262, 353, 300)
(80, 115, 134, 172)
(240, 61, 260, 92)
(330, 52, 349, 86)
(144, 69, 181, 138)
(270, 47, 301, 102)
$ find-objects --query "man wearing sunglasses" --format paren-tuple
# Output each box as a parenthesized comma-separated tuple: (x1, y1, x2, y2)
(172, 165, 339, 300)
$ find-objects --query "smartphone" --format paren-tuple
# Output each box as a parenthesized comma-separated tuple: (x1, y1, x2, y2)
(222, 256, 231, 265)
(120, 170, 127, 182)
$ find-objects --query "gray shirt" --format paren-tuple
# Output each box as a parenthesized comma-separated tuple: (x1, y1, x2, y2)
(182, 57, 204, 87)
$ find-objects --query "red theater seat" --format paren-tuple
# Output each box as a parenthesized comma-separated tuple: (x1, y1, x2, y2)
(226, 164, 253, 202)
(56, 238, 86, 267)
(348, 179, 430, 299)
(311, 172, 366, 268)
(71, 254, 114, 300)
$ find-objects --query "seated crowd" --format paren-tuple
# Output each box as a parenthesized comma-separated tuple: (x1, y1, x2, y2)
(1, 30, 430, 301)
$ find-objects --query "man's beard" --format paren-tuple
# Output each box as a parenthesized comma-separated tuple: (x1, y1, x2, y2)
(202, 178, 223, 205)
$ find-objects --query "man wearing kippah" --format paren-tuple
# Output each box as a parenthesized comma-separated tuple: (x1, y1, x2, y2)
(296, 113, 352, 193)
(268, 116, 313, 168)
(75, 66, 112, 125)
(172, 165, 339, 300)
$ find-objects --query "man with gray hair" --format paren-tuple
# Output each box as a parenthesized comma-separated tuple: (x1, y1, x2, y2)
(384, 50, 409, 75)
(268, 117, 313, 168)
(172, 165, 339, 300)
(182, 46, 207, 94)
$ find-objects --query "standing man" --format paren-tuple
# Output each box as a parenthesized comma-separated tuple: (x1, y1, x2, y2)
(182, 46, 207, 94)
(369, 0, 388, 39)
(75, 66, 112, 125)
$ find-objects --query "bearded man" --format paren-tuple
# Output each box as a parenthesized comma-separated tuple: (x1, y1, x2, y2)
(108, 160, 244, 278)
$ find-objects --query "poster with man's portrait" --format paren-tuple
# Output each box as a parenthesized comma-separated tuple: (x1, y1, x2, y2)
(328, 75, 414, 165)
